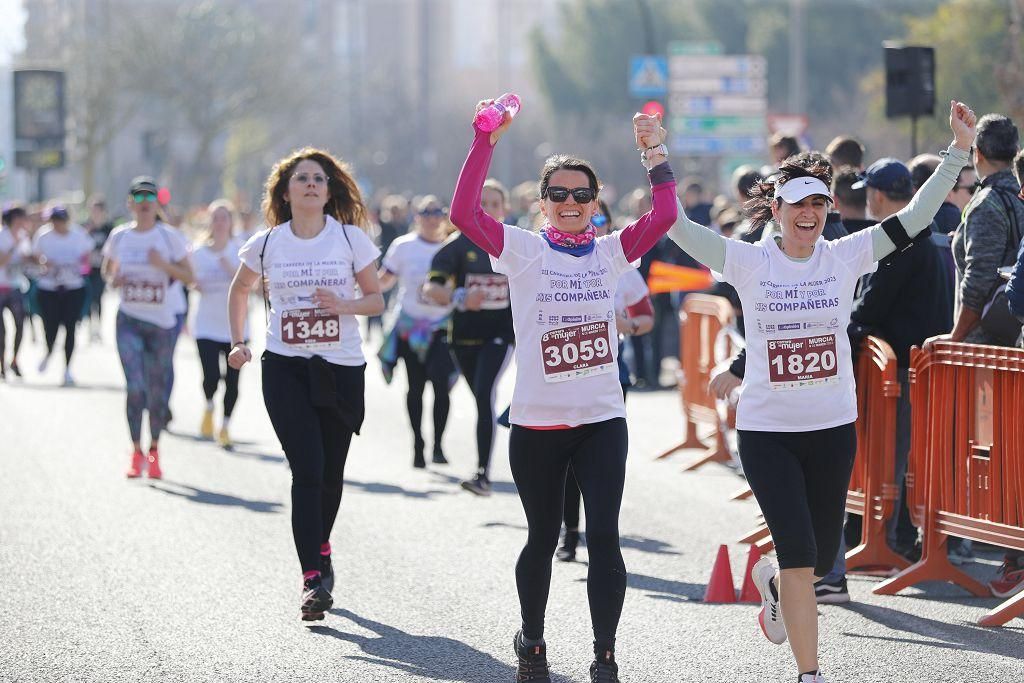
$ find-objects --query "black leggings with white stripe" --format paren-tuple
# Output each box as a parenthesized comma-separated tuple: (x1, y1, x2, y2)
(451, 340, 512, 475)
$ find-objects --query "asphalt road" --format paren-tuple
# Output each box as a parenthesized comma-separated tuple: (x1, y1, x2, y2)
(1, 311, 1021, 682)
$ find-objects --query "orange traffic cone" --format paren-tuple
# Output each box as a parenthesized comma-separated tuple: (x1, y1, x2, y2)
(738, 544, 762, 603)
(703, 544, 737, 603)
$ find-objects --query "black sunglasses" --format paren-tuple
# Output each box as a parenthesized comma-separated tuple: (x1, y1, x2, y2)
(544, 186, 596, 204)
(955, 182, 979, 195)
(419, 207, 447, 217)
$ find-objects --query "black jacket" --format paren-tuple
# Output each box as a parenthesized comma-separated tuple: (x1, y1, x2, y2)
(849, 221, 953, 368)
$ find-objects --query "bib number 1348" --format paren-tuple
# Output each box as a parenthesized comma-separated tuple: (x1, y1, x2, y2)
(281, 308, 341, 347)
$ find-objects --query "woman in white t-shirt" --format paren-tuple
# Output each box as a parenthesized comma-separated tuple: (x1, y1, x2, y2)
(227, 147, 384, 621)
(102, 176, 194, 480)
(31, 205, 93, 385)
(377, 195, 456, 468)
(664, 101, 976, 683)
(450, 103, 677, 682)
(191, 199, 247, 448)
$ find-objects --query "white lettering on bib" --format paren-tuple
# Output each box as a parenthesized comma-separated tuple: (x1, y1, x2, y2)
(766, 334, 839, 391)
(541, 321, 615, 383)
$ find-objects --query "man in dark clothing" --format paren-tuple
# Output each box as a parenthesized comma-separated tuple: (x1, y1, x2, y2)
(908, 153, 977, 235)
(849, 158, 954, 559)
(831, 167, 874, 234)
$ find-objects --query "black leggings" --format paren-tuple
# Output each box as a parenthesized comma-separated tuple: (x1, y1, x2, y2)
(196, 339, 240, 417)
(510, 417, 628, 651)
(262, 352, 364, 573)
(0, 289, 26, 366)
(452, 340, 513, 474)
(737, 423, 857, 577)
(37, 287, 86, 364)
(563, 384, 629, 530)
(88, 269, 105, 321)
(398, 332, 454, 451)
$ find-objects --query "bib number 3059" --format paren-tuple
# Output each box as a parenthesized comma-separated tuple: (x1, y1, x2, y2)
(541, 321, 615, 383)
(281, 308, 341, 348)
(766, 334, 838, 390)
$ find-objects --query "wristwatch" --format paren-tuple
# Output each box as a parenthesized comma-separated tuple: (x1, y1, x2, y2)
(641, 144, 669, 170)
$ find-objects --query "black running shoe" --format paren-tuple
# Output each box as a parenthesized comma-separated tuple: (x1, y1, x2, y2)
(414, 440, 426, 469)
(320, 554, 334, 593)
(300, 576, 333, 621)
(460, 473, 491, 496)
(555, 530, 579, 562)
(513, 630, 550, 682)
(590, 656, 620, 683)
(9, 360, 21, 378)
(432, 446, 448, 465)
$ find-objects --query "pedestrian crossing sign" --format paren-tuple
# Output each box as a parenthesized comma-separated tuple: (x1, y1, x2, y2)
(629, 56, 668, 98)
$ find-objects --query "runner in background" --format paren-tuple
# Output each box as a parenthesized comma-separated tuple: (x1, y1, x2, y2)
(83, 196, 116, 342)
(192, 199, 246, 448)
(228, 148, 383, 621)
(103, 176, 193, 479)
(378, 196, 456, 469)
(423, 179, 515, 495)
(31, 205, 93, 385)
(0, 205, 30, 380)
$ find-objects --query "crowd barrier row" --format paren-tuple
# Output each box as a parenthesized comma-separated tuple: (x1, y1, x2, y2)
(666, 295, 1024, 626)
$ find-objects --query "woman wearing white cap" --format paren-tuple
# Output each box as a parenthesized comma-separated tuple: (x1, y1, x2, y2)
(664, 101, 976, 683)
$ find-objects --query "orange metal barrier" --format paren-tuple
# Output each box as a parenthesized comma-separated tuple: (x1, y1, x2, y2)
(844, 336, 911, 574)
(653, 294, 735, 470)
(875, 342, 1024, 627)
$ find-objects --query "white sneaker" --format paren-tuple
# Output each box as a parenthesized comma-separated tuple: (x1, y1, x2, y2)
(752, 556, 787, 644)
(62, 369, 75, 387)
(799, 673, 828, 683)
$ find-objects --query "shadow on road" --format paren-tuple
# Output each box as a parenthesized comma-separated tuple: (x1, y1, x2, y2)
(619, 535, 680, 556)
(148, 481, 283, 514)
(626, 572, 706, 602)
(839, 601, 1023, 660)
(345, 479, 452, 500)
(225, 448, 286, 464)
(309, 608, 541, 682)
(428, 471, 519, 495)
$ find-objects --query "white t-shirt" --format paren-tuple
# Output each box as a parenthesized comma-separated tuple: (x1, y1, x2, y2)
(722, 230, 876, 432)
(32, 224, 93, 291)
(192, 243, 245, 343)
(382, 233, 450, 321)
(0, 229, 27, 290)
(491, 225, 634, 427)
(238, 218, 380, 366)
(614, 267, 649, 317)
(103, 222, 190, 329)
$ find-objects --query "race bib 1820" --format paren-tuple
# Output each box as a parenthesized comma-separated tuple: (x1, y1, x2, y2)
(280, 308, 341, 349)
(766, 334, 839, 390)
(541, 321, 615, 383)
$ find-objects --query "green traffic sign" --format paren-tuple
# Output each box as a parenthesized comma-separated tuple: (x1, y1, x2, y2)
(668, 41, 722, 56)
(670, 115, 765, 135)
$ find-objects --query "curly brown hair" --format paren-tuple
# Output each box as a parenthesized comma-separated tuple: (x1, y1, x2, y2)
(261, 147, 368, 229)
(745, 151, 833, 232)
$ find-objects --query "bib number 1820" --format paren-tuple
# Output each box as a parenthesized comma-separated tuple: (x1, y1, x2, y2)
(766, 334, 839, 390)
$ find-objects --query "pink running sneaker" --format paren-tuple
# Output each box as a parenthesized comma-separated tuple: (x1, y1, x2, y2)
(989, 555, 1024, 598)
(147, 447, 163, 480)
(125, 450, 144, 478)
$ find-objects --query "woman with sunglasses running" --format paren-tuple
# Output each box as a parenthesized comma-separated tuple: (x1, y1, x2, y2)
(228, 148, 383, 621)
(662, 101, 975, 683)
(378, 196, 457, 469)
(451, 102, 676, 683)
(102, 176, 193, 478)
(423, 179, 515, 495)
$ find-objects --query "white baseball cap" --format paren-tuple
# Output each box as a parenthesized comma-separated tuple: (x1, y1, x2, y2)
(774, 176, 832, 204)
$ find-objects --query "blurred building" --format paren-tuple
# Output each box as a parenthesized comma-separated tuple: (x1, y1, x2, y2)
(11, 0, 562, 209)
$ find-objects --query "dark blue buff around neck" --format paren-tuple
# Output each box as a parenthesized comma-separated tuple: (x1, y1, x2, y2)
(542, 232, 596, 256)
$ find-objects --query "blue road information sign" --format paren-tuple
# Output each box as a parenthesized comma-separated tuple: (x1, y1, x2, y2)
(629, 56, 669, 98)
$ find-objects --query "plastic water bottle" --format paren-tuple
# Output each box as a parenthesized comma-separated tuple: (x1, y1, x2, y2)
(474, 93, 522, 132)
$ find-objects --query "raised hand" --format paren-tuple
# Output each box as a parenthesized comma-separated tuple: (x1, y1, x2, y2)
(633, 112, 666, 150)
(949, 100, 977, 152)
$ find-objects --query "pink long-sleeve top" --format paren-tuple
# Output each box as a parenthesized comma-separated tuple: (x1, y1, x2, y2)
(450, 128, 677, 259)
